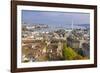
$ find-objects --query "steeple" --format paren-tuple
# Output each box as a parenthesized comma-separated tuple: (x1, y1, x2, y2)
(71, 18, 74, 30)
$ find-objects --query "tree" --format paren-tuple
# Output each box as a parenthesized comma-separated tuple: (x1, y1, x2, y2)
(63, 43, 83, 60)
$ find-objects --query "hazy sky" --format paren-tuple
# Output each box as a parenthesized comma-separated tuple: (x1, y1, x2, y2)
(22, 10, 90, 26)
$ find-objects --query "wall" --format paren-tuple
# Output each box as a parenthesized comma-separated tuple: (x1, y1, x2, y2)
(0, 0, 99, 73)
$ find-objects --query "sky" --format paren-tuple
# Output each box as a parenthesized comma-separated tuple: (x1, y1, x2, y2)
(22, 10, 90, 27)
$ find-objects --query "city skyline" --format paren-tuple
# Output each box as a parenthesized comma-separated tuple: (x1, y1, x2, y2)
(21, 10, 90, 62)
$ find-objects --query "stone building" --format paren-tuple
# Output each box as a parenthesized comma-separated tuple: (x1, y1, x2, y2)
(81, 43, 90, 58)
(47, 39, 63, 61)
(67, 37, 80, 49)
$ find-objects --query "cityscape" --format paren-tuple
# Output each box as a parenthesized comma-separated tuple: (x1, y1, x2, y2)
(21, 10, 90, 63)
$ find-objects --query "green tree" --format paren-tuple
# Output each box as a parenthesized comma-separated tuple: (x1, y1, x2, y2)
(63, 43, 83, 60)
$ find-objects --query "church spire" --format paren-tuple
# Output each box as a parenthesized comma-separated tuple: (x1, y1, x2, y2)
(71, 18, 74, 30)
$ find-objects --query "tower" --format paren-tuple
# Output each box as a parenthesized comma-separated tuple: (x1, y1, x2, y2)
(71, 18, 74, 30)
